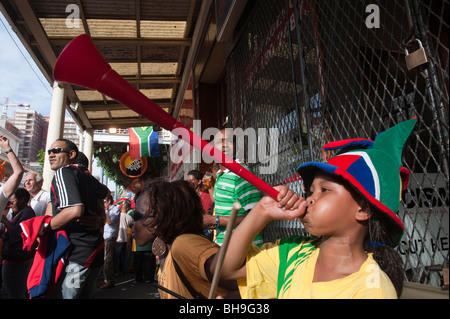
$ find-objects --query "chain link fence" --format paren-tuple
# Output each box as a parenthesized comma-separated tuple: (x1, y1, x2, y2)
(227, 0, 448, 287)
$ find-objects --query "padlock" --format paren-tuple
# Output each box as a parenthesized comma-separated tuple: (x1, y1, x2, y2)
(405, 39, 428, 70)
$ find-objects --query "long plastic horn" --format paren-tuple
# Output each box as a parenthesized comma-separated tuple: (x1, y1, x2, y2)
(53, 34, 279, 199)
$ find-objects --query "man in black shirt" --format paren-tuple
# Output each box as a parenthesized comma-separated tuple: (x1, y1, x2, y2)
(47, 138, 108, 299)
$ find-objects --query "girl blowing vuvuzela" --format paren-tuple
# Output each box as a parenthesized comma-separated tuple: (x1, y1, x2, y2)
(216, 118, 417, 299)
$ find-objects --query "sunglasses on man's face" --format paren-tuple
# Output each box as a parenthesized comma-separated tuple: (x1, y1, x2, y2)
(47, 147, 70, 155)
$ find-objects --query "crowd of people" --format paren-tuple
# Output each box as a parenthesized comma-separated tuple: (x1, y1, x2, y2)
(0, 136, 155, 299)
(0, 135, 47, 298)
(133, 121, 417, 299)
(0, 118, 417, 299)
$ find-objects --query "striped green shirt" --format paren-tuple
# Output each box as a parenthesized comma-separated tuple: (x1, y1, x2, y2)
(213, 162, 263, 246)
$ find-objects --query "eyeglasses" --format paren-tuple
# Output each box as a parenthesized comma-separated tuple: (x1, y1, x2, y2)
(47, 147, 70, 155)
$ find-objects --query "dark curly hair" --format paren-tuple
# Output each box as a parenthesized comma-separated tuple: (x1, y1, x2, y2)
(14, 187, 30, 204)
(360, 200, 404, 297)
(142, 180, 204, 245)
(187, 170, 203, 181)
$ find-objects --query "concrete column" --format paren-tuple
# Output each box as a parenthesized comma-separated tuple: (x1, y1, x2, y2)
(42, 82, 66, 192)
(83, 129, 94, 171)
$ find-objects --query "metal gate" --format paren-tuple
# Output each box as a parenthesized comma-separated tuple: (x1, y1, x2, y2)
(227, 0, 449, 287)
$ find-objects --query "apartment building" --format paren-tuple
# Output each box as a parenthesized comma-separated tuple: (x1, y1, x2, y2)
(6, 110, 81, 164)
(8, 109, 47, 163)
(43, 116, 81, 149)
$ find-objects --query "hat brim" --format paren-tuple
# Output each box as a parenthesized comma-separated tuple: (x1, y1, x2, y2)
(297, 162, 404, 247)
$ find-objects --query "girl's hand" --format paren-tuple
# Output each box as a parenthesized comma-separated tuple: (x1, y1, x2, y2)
(255, 185, 306, 222)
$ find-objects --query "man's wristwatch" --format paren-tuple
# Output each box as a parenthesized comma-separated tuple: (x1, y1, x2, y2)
(4, 148, 13, 154)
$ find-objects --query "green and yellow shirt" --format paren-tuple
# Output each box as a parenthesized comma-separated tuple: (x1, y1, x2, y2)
(238, 236, 398, 299)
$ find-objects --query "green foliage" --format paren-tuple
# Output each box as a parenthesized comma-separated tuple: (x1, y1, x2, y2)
(94, 144, 164, 188)
(37, 149, 45, 172)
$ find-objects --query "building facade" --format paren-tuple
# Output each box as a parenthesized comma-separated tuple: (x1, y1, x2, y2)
(9, 109, 47, 163)
(7, 110, 81, 164)
(43, 116, 81, 149)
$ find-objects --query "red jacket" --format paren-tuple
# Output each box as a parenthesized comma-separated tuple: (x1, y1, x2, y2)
(20, 215, 71, 299)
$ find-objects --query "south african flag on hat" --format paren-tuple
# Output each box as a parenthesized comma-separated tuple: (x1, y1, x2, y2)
(297, 118, 417, 247)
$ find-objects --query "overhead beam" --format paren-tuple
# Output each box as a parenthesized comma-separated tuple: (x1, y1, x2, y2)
(173, 0, 212, 118)
(90, 118, 154, 130)
(12, 1, 92, 130)
(49, 37, 192, 46)
(82, 102, 173, 112)
(124, 76, 182, 84)
(13, 0, 57, 67)
(75, 0, 90, 36)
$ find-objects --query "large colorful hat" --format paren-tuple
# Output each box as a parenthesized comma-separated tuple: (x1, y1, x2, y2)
(297, 118, 417, 246)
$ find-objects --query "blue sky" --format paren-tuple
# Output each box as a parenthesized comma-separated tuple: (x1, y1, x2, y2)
(0, 12, 53, 118)
(0, 12, 120, 192)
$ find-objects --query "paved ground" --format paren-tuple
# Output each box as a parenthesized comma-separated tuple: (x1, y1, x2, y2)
(94, 274, 161, 299)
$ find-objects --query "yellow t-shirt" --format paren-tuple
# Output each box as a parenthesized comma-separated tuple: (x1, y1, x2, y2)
(238, 236, 398, 299)
(158, 233, 229, 299)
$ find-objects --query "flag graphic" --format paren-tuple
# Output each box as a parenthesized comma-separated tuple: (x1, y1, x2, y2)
(129, 126, 160, 158)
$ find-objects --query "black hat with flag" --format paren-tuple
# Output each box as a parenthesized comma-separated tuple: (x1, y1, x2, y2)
(297, 118, 418, 247)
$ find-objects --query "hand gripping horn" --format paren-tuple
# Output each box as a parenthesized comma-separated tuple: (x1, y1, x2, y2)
(53, 34, 279, 199)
